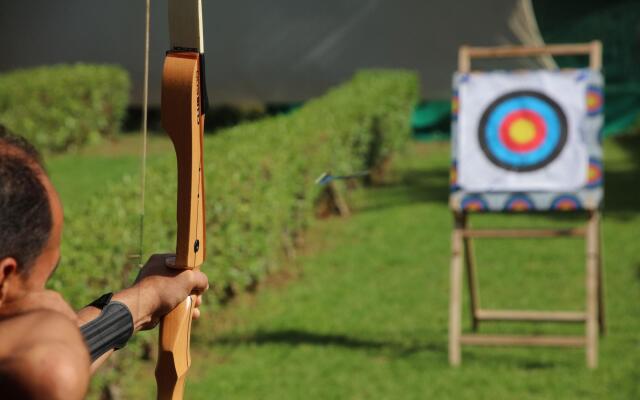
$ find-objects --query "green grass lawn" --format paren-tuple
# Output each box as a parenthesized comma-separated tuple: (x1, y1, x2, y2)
(48, 134, 640, 399)
(182, 136, 640, 399)
(46, 134, 171, 210)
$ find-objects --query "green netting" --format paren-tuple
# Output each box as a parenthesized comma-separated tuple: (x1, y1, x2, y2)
(534, 0, 640, 136)
(411, 101, 451, 141)
(412, 1, 640, 139)
(411, 101, 449, 128)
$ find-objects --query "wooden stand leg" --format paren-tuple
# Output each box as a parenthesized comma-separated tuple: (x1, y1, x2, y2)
(585, 211, 599, 368)
(462, 214, 480, 331)
(596, 214, 606, 335)
(449, 213, 464, 366)
(328, 181, 351, 217)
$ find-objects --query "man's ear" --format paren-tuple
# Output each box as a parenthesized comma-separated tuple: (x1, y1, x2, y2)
(0, 257, 18, 306)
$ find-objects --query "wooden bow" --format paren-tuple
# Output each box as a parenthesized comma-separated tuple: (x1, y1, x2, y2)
(155, 1, 207, 399)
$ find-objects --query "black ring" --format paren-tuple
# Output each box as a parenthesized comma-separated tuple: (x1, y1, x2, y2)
(478, 90, 568, 172)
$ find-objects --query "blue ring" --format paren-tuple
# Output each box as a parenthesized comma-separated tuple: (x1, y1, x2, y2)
(479, 91, 568, 172)
(486, 97, 559, 166)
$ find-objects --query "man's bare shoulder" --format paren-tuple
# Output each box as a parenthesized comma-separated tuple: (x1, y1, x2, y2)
(0, 310, 90, 400)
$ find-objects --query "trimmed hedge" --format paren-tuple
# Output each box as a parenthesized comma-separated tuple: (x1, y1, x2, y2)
(50, 70, 419, 307)
(0, 64, 130, 152)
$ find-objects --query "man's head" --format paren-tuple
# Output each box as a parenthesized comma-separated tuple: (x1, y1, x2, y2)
(0, 126, 63, 304)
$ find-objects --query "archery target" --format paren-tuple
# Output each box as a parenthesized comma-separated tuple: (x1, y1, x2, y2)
(461, 195, 488, 212)
(550, 194, 582, 211)
(478, 91, 567, 172)
(586, 86, 604, 116)
(451, 91, 459, 121)
(456, 70, 589, 192)
(503, 194, 535, 212)
(450, 161, 459, 191)
(586, 158, 603, 188)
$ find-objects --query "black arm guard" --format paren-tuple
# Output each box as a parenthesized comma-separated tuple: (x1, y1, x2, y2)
(80, 301, 134, 361)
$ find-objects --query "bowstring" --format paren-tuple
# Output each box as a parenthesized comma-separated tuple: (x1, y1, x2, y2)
(138, 0, 151, 269)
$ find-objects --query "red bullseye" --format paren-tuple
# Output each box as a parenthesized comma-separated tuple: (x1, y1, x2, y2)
(499, 110, 546, 153)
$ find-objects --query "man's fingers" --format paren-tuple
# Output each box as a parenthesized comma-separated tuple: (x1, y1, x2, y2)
(189, 270, 209, 295)
(136, 253, 177, 283)
(192, 308, 201, 320)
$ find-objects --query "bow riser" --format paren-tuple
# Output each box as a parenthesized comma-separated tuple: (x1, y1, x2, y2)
(161, 52, 206, 268)
(156, 51, 206, 400)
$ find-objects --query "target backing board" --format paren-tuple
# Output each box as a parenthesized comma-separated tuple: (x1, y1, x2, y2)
(450, 69, 604, 212)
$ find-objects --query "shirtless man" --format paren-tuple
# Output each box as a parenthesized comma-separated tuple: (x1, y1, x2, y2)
(0, 128, 209, 399)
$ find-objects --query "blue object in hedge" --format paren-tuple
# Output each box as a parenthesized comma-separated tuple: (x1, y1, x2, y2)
(315, 171, 370, 186)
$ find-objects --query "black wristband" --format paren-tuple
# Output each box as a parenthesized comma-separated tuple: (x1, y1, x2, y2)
(86, 292, 113, 309)
(80, 301, 134, 361)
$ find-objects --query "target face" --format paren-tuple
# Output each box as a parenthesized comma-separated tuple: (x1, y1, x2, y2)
(478, 91, 568, 172)
(586, 158, 603, 188)
(586, 86, 603, 116)
(503, 194, 534, 212)
(550, 195, 581, 211)
(450, 161, 459, 191)
(461, 195, 488, 212)
(451, 91, 459, 121)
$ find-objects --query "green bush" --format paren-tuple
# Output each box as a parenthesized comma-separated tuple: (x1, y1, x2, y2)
(51, 69, 418, 307)
(0, 64, 130, 152)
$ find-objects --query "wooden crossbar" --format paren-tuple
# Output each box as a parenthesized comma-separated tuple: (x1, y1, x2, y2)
(449, 210, 604, 368)
(462, 228, 585, 239)
(458, 40, 602, 72)
(465, 43, 595, 58)
(475, 310, 586, 323)
(460, 335, 586, 347)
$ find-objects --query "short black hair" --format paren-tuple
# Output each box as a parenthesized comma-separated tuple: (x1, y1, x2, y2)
(0, 125, 52, 274)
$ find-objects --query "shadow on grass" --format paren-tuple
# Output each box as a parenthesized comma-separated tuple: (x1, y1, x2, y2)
(213, 329, 444, 357)
(212, 329, 564, 369)
(463, 350, 560, 370)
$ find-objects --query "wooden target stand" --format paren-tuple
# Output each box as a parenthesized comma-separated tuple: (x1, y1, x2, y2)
(448, 42, 605, 369)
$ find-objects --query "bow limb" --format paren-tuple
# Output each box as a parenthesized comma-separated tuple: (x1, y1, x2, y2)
(155, 1, 207, 399)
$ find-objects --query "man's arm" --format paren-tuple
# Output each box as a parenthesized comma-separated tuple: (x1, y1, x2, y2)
(0, 310, 90, 400)
(77, 254, 208, 372)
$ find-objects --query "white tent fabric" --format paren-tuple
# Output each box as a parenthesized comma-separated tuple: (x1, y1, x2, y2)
(0, 0, 549, 105)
